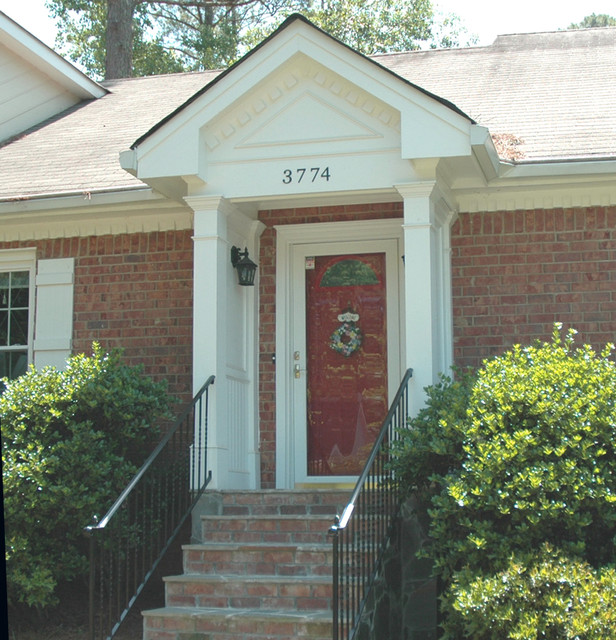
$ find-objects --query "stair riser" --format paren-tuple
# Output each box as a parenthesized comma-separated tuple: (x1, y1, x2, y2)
(219, 491, 349, 517)
(166, 581, 332, 610)
(201, 517, 333, 544)
(144, 613, 332, 640)
(184, 547, 334, 577)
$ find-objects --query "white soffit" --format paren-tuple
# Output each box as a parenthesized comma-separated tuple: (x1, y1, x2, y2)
(128, 16, 474, 196)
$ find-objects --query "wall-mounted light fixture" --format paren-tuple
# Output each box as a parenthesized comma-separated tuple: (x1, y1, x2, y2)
(230, 246, 258, 286)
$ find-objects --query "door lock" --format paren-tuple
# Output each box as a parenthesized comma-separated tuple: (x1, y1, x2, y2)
(294, 363, 308, 379)
(293, 352, 306, 378)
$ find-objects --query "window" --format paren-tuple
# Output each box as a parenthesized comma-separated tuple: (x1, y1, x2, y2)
(0, 250, 35, 380)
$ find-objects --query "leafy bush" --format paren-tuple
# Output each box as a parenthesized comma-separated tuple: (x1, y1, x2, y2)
(430, 326, 616, 581)
(449, 544, 616, 640)
(391, 325, 616, 638)
(2, 344, 172, 609)
(390, 366, 475, 522)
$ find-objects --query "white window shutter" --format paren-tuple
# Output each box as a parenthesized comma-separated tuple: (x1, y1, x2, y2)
(34, 258, 74, 370)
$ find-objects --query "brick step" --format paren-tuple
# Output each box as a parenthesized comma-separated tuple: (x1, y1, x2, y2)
(141, 491, 347, 640)
(143, 606, 332, 640)
(183, 543, 333, 577)
(164, 574, 332, 610)
(218, 490, 350, 517)
(200, 514, 335, 544)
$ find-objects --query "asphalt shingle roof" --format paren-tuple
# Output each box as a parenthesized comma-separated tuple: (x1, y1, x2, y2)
(1, 26, 614, 200)
(375, 28, 616, 162)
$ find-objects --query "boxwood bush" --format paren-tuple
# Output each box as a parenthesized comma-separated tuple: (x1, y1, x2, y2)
(450, 544, 616, 639)
(2, 344, 172, 610)
(391, 325, 616, 639)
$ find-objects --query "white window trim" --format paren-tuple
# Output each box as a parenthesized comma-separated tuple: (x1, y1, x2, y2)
(0, 248, 37, 374)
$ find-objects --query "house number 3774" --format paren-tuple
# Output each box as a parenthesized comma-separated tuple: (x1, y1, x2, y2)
(282, 167, 331, 184)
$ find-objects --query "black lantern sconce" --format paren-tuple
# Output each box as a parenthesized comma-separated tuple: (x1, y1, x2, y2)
(231, 246, 258, 286)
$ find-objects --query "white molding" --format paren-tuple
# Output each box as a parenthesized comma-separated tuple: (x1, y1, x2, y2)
(454, 160, 616, 212)
(275, 217, 403, 244)
(0, 190, 193, 241)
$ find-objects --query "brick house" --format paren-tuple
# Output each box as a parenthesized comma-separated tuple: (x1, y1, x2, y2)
(2, 11, 616, 493)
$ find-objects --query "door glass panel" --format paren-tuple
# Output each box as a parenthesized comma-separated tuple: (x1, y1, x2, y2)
(306, 253, 388, 476)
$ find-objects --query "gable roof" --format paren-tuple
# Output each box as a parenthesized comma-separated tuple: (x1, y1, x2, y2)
(0, 10, 106, 143)
(130, 13, 473, 150)
(0, 19, 615, 201)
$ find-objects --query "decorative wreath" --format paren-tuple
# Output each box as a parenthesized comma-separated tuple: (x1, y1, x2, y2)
(330, 320, 363, 357)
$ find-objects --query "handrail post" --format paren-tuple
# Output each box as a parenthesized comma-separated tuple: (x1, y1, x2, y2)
(86, 514, 99, 640)
(87, 528, 94, 640)
(330, 519, 340, 640)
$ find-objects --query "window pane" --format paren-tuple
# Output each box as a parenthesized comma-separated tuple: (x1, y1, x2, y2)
(0, 273, 8, 309)
(320, 259, 380, 287)
(10, 272, 29, 308)
(0, 311, 7, 345)
(11, 286, 29, 308)
(0, 350, 27, 380)
(11, 271, 29, 288)
(9, 309, 29, 345)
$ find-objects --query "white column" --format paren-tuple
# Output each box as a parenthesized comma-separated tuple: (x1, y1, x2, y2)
(187, 195, 232, 489)
(187, 195, 263, 490)
(396, 182, 455, 413)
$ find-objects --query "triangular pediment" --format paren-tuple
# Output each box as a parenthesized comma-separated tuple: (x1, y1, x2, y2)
(125, 14, 474, 200)
(237, 92, 381, 148)
(199, 53, 401, 164)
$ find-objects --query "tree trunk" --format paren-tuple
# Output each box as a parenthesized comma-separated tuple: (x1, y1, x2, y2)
(105, 0, 136, 79)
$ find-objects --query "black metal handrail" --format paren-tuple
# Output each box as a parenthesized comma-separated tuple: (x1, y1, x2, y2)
(85, 375, 215, 640)
(329, 368, 413, 640)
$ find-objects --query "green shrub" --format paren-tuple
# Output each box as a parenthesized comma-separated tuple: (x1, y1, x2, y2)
(448, 544, 616, 640)
(429, 325, 616, 583)
(391, 325, 616, 638)
(390, 366, 475, 521)
(2, 344, 172, 609)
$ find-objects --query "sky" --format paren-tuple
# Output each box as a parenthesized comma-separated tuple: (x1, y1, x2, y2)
(1, 0, 615, 50)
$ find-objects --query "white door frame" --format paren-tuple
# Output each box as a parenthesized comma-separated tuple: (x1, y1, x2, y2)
(274, 218, 405, 488)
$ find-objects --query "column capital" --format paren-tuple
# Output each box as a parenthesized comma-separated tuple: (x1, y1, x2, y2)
(394, 181, 438, 202)
(396, 181, 455, 229)
(184, 194, 234, 215)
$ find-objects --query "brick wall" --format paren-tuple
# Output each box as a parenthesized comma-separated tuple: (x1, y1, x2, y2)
(257, 203, 403, 488)
(452, 207, 616, 368)
(1, 230, 194, 401)
(5, 203, 614, 487)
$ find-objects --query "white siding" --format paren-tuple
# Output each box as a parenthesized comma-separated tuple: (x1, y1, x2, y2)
(0, 42, 82, 142)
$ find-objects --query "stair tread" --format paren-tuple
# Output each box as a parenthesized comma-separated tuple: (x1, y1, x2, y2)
(184, 542, 331, 550)
(165, 573, 330, 583)
(143, 606, 332, 620)
(202, 514, 336, 519)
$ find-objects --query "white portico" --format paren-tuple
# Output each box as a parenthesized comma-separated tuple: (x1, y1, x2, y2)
(120, 14, 497, 490)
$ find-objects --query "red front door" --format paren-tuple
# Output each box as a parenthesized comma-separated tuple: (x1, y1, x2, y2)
(305, 253, 388, 476)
